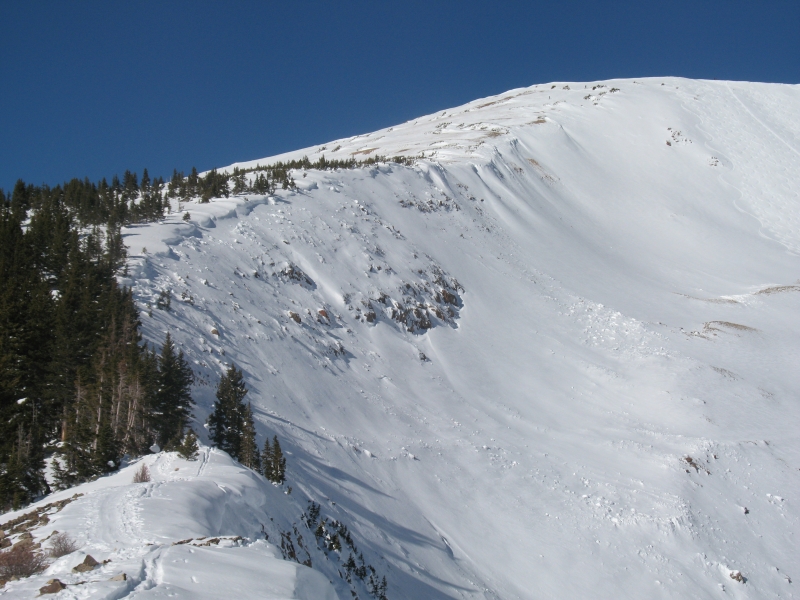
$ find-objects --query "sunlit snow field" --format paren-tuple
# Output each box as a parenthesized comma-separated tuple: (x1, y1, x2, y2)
(3, 77, 798, 599)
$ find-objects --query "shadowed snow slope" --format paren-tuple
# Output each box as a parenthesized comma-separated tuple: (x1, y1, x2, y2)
(7, 77, 799, 599)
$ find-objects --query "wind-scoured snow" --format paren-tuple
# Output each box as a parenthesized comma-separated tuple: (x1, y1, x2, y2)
(5, 77, 799, 599)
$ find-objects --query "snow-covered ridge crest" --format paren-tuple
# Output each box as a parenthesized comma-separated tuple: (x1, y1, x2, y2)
(1, 448, 341, 599)
(25, 77, 800, 598)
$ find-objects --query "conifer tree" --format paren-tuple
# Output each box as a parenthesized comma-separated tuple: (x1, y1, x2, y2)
(185, 167, 199, 200)
(162, 425, 183, 453)
(200, 169, 228, 202)
(153, 333, 194, 446)
(92, 416, 118, 474)
(207, 364, 247, 459)
(122, 170, 139, 203)
(262, 435, 286, 484)
(10, 180, 30, 216)
(2, 426, 48, 509)
(177, 427, 199, 460)
(271, 436, 286, 483)
(231, 167, 247, 195)
(261, 436, 273, 478)
(252, 173, 270, 195)
(239, 403, 260, 470)
(140, 168, 151, 194)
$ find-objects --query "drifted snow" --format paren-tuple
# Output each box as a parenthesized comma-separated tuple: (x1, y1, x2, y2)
(7, 77, 800, 599)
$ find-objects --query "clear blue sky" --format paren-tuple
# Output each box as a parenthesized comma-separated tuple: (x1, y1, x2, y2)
(2, 1, 798, 191)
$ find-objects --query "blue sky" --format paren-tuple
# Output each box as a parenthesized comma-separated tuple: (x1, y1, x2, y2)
(1, 1, 798, 190)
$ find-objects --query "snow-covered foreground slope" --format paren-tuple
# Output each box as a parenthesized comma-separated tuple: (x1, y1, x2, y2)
(11, 77, 800, 599)
(1, 449, 339, 599)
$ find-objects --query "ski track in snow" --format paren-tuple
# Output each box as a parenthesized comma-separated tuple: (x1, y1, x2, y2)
(3, 77, 799, 599)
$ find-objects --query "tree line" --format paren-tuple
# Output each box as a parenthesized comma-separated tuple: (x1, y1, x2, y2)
(0, 185, 285, 507)
(172, 153, 415, 203)
(0, 152, 416, 509)
(6, 152, 414, 231)
(6, 151, 415, 234)
(0, 188, 194, 509)
(0, 183, 285, 507)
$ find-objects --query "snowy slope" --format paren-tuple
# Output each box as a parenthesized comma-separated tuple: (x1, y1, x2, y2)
(8, 77, 800, 599)
(1, 448, 340, 599)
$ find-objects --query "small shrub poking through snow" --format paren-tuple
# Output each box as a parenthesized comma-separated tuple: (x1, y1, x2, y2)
(0, 544, 48, 579)
(133, 463, 151, 483)
(48, 532, 79, 558)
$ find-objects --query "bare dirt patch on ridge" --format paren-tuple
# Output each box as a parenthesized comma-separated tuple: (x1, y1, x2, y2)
(755, 285, 800, 295)
(704, 321, 758, 333)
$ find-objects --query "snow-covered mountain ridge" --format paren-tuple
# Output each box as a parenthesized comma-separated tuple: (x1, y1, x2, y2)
(5, 77, 800, 599)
